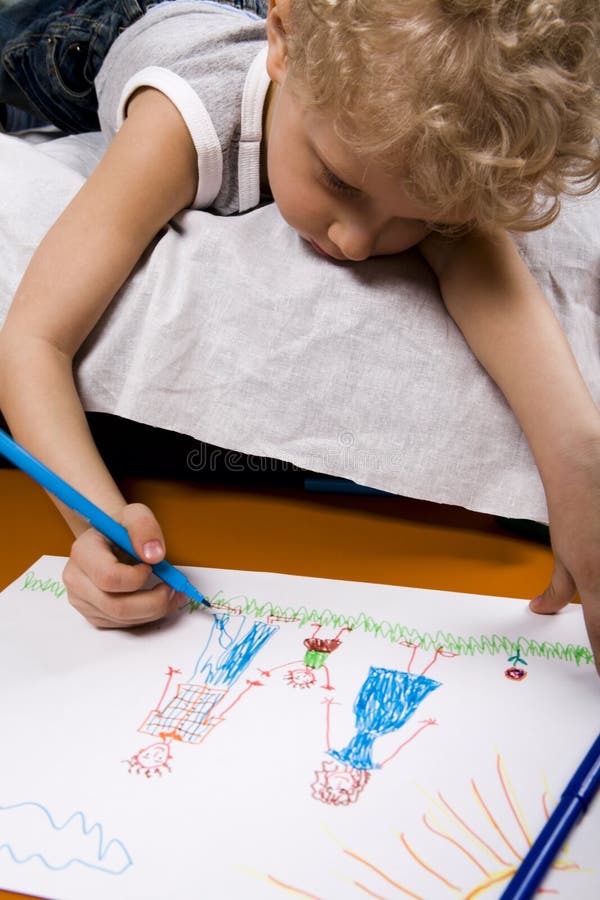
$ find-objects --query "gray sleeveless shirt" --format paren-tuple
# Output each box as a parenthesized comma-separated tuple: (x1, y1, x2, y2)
(96, 1, 269, 214)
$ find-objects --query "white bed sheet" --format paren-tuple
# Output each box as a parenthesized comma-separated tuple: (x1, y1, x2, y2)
(1, 130, 599, 522)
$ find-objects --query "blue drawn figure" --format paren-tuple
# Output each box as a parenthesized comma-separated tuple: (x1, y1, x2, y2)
(329, 667, 440, 770)
(126, 613, 278, 777)
(312, 644, 454, 806)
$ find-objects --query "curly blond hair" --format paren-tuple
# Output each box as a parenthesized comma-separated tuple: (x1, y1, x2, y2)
(286, 0, 600, 231)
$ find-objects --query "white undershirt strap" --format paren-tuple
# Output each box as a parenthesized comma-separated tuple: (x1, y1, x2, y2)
(116, 66, 223, 209)
(238, 46, 271, 212)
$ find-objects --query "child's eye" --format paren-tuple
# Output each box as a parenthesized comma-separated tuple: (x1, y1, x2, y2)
(321, 166, 359, 196)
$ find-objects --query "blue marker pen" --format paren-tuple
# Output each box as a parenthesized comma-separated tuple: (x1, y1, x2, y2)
(500, 731, 600, 900)
(0, 428, 209, 608)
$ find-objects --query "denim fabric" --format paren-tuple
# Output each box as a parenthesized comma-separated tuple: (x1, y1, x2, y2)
(0, 0, 268, 134)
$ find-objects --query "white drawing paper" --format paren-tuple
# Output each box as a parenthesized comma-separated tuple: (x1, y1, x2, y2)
(0, 555, 598, 899)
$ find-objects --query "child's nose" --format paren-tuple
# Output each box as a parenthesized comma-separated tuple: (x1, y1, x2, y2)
(327, 220, 378, 261)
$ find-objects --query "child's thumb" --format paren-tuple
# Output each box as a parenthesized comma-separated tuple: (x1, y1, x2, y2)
(120, 503, 166, 564)
(530, 558, 576, 615)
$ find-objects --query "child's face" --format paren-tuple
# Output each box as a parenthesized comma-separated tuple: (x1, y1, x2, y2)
(264, 0, 455, 262)
(264, 80, 438, 262)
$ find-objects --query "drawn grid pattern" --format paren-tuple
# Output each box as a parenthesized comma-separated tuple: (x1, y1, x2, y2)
(141, 684, 227, 743)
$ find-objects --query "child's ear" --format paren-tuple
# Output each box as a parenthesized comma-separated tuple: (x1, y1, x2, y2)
(266, 0, 289, 85)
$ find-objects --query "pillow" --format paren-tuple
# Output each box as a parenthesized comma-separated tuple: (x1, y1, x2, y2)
(1, 130, 598, 522)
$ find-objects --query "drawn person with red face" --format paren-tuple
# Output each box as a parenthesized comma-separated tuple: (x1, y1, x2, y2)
(311, 645, 455, 805)
(259, 623, 350, 690)
(125, 611, 278, 776)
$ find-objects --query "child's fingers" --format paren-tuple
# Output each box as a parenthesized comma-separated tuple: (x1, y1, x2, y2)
(63, 549, 179, 627)
(529, 557, 576, 615)
(529, 560, 600, 673)
(64, 527, 179, 627)
(73, 580, 178, 628)
(120, 502, 167, 564)
(66, 527, 151, 594)
(579, 589, 600, 676)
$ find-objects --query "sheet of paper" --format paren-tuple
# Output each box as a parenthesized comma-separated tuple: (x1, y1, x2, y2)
(1, 556, 598, 900)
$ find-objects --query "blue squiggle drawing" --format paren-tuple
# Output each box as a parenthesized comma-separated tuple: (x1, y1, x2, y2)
(0, 801, 132, 874)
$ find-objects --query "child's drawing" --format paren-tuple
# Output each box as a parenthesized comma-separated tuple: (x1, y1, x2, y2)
(125, 613, 278, 776)
(0, 801, 132, 875)
(265, 753, 585, 897)
(259, 623, 350, 690)
(2, 561, 598, 900)
(198, 584, 594, 670)
(125, 740, 174, 779)
(312, 645, 454, 806)
(505, 647, 528, 681)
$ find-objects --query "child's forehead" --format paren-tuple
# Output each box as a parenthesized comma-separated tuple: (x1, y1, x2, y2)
(306, 108, 468, 225)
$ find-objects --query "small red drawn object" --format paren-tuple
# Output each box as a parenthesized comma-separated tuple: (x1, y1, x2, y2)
(505, 666, 527, 681)
(303, 636, 343, 654)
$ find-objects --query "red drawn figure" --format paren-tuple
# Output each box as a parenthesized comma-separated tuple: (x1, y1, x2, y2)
(259, 624, 350, 690)
(125, 741, 173, 778)
(312, 644, 456, 806)
(125, 613, 278, 777)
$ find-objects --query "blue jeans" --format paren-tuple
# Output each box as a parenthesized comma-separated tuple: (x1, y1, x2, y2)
(0, 0, 268, 133)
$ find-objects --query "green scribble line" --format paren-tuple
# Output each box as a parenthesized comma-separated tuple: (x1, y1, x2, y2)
(187, 590, 593, 668)
(20, 570, 67, 600)
(19, 572, 589, 667)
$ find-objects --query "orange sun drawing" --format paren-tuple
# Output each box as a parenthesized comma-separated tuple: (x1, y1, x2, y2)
(261, 753, 588, 899)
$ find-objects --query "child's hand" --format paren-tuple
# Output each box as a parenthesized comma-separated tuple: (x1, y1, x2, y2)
(62, 503, 180, 628)
(530, 437, 600, 675)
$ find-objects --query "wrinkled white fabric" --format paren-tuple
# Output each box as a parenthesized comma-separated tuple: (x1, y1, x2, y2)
(1, 131, 599, 523)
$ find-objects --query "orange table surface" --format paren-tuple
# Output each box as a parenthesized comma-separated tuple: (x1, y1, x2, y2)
(0, 469, 554, 900)
(2, 469, 553, 597)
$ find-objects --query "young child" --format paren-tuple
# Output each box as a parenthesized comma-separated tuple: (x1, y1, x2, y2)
(0, 1, 599, 672)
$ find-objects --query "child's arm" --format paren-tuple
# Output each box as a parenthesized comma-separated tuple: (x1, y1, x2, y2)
(0, 87, 198, 627)
(420, 229, 600, 674)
